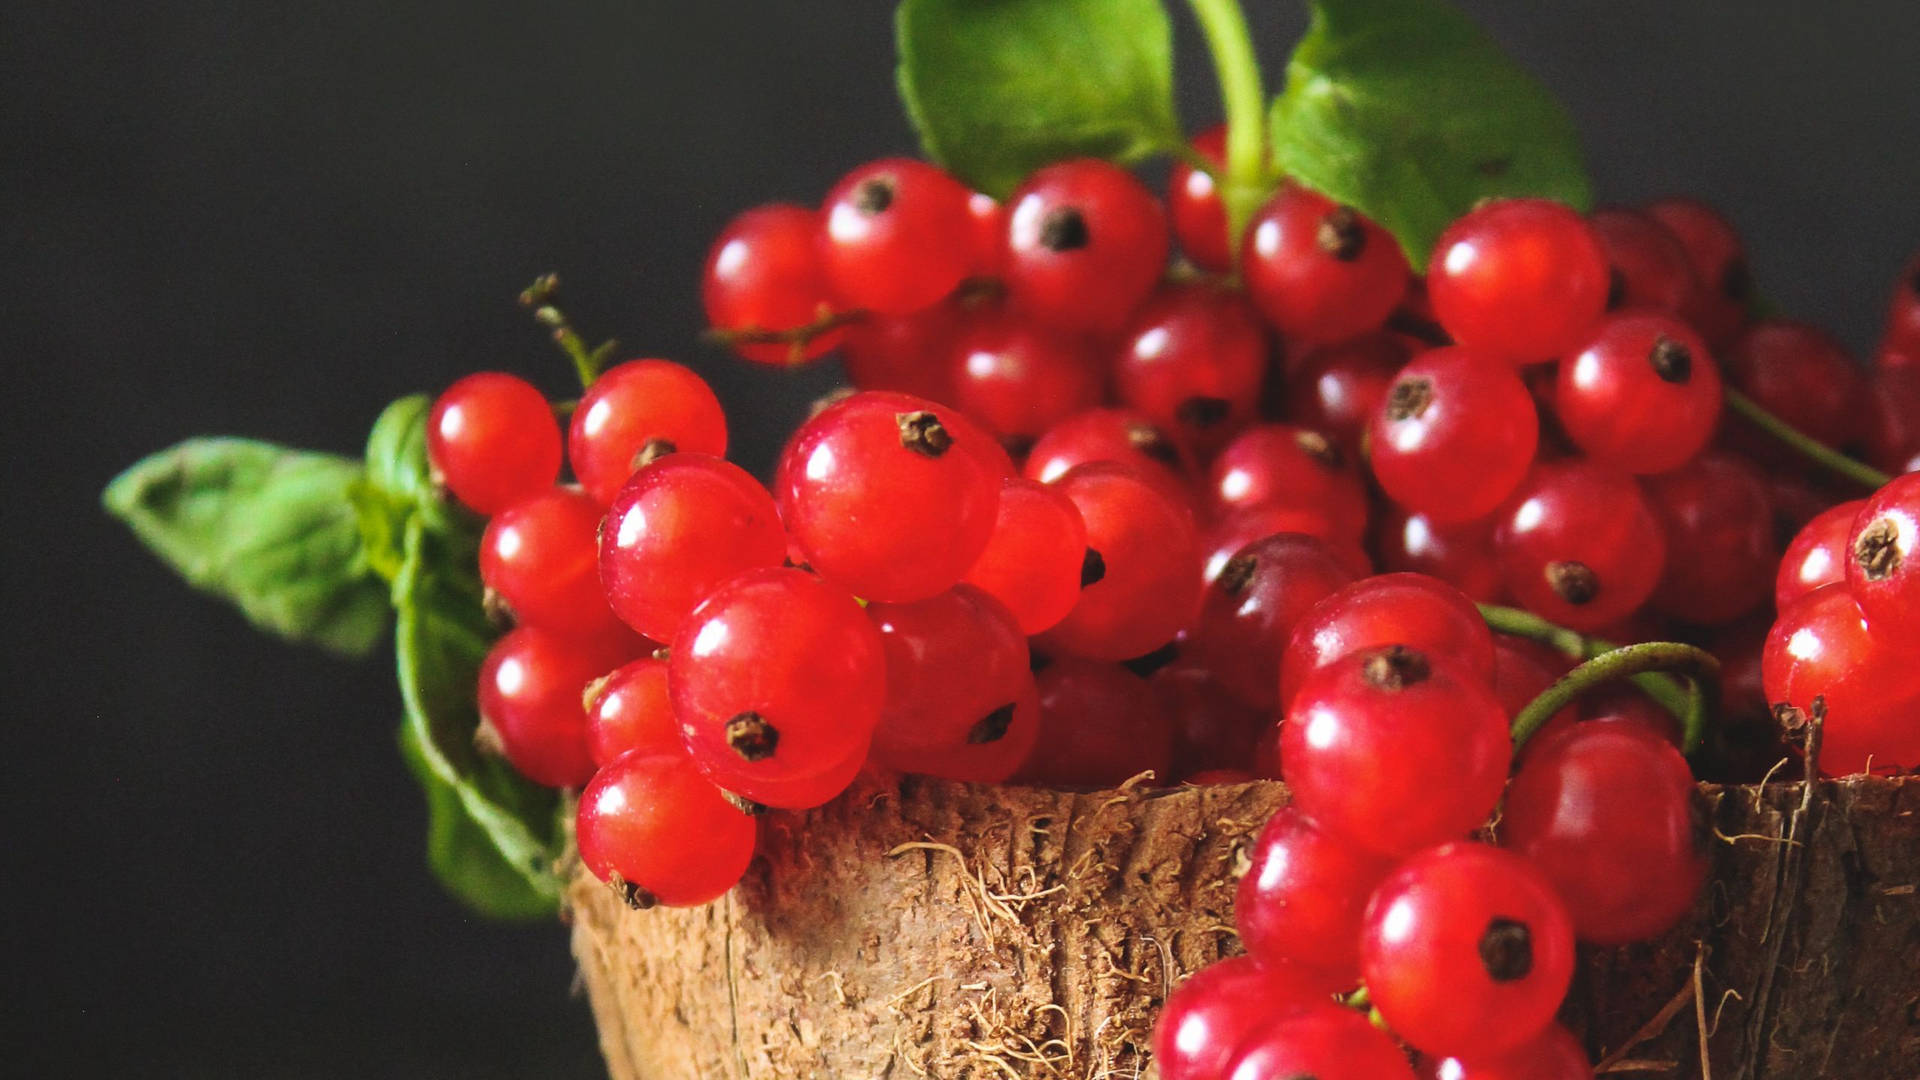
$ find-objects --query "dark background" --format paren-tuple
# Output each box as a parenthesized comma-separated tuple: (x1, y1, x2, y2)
(6, 1, 1916, 1075)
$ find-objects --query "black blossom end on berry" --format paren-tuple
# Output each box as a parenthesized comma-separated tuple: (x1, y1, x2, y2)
(1175, 395, 1232, 430)
(1545, 560, 1600, 606)
(631, 437, 678, 471)
(1316, 205, 1367, 261)
(896, 410, 954, 458)
(1649, 335, 1694, 383)
(1080, 547, 1108, 588)
(1722, 258, 1753, 302)
(721, 790, 769, 816)
(782, 555, 816, 574)
(1385, 376, 1435, 422)
(650, 646, 671, 661)
(1360, 645, 1431, 692)
(1852, 517, 1901, 582)
(724, 711, 780, 762)
(852, 176, 895, 216)
(1125, 421, 1182, 467)
(1478, 916, 1535, 981)
(608, 873, 659, 911)
(1293, 428, 1344, 469)
(1606, 267, 1628, 311)
(1039, 207, 1090, 251)
(968, 703, 1017, 745)
(482, 587, 517, 631)
(1218, 554, 1257, 596)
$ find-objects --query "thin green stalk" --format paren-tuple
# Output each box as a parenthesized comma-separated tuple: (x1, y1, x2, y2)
(1477, 604, 1696, 743)
(1510, 641, 1721, 755)
(1186, 0, 1267, 262)
(519, 274, 614, 390)
(1724, 387, 1891, 489)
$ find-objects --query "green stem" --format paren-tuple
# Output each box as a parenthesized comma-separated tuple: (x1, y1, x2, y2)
(1186, 0, 1267, 263)
(1339, 985, 1371, 1010)
(1510, 641, 1721, 755)
(1724, 387, 1891, 489)
(1478, 604, 1697, 746)
(519, 274, 615, 390)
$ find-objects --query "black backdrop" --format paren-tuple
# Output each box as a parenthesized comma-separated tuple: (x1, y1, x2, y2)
(7, 2, 1917, 1075)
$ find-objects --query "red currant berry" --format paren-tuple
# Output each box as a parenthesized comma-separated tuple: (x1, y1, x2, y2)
(585, 655, 678, 767)
(577, 750, 757, 908)
(1643, 451, 1777, 625)
(479, 626, 642, 788)
(1237, 808, 1396, 984)
(480, 488, 623, 637)
(1503, 721, 1706, 944)
(1722, 320, 1865, 457)
(1375, 507, 1505, 603)
(947, 308, 1104, 448)
(1036, 463, 1201, 661)
(1554, 313, 1721, 474)
(1226, 1004, 1419, 1080)
(1494, 462, 1667, 632)
(866, 585, 1040, 783)
(1018, 657, 1174, 788)
(1024, 407, 1194, 497)
(1762, 583, 1920, 776)
(1884, 251, 1920, 354)
(599, 454, 786, 643)
(1153, 656, 1271, 780)
(819, 158, 974, 315)
(1369, 346, 1540, 524)
(1428, 199, 1609, 362)
(1167, 125, 1230, 273)
(1003, 159, 1169, 334)
(1208, 424, 1370, 542)
(1201, 505, 1371, 587)
(1151, 956, 1327, 1080)
(961, 477, 1089, 635)
(1863, 363, 1920, 474)
(1361, 842, 1576, 1059)
(1588, 207, 1699, 317)
(1283, 647, 1511, 857)
(427, 372, 562, 516)
(568, 359, 728, 506)
(1279, 572, 1496, 710)
(966, 191, 1007, 277)
(1242, 185, 1410, 343)
(1420, 1023, 1593, 1080)
(1847, 471, 1920, 646)
(777, 391, 1002, 603)
(1113, 283, 1270, 461)
(1778, 497, 1866, 608)
(702, 204, 843, 366)
(670, 567, 887, 807)
(1189, 533, 1359, 710)
(1492, 635, 1577, 756)
(1643, 196, 1750, 348)
(837, 298, 964, 403)
(1282, 334, 1408, 460)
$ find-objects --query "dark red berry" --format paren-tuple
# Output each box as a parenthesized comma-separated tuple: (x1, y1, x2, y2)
(577, 749, 757, 907)
(837, 298, 965, 403)
(1153, 656, 1272, 781)
(1189, 533, 1359, 709)
(1226, 1004, 1419, 1080)
(1369, 346, 1540, 524)
(478, 626, 642, 788)
(1279, 572, 1497, 710)
(1554, 313, 1721, 474)
(1643, 451, 1777, 625)
(1003, 159, 1169, 334)
(819, 158, 974, 315)
(1018, 658, 1174, 788)
(1237, 808, 1396, 985)
(1643, 196, 1750, 348)
(1375, 507, 1505, 603)
(1151, 955, 1327, 1080)
(1167, 125, 1231, 273)
(1113, 283, 1270, 460)
(1242, 185, 1410, 343)
(1587, 206, 1699, 316)
(961, 477, 1089, 635)
(1494, 462, 1668, 632)
(1036, 463, 1200, 661)
(569, 359, 727, 505)
(1428, 199, 1609, 363)
(947, 307, 1105, 446)
(1201, 505, 1372, 588)
(584, 655, 679, 767)
(480, 488, 624, 637)
(1863, 364, 1920, 475)
(702, 203, 844, 366)
(1762, 583, 1920, 776)
(1722, 320, 1865, 458)
(427, 372, 562, 516)
(1846, 470, 1920, 646)
(1208, 424, 1370, 543)
(1282, 334, 1408, 461)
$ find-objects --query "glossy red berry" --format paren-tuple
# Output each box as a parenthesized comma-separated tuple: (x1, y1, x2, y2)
(1189, 533, 1359, 709)
(947, 308, 1105, 447)
(1644, 452, 1777, 625)
(1643, 196, 1750, 348)
(1151, 956, 1327, 1080)
(1113, 283, 1270, 460)
(1587, 207, 1699, 317)
(599, 454, 786, 643)
(1018, 658, 1174, 788)
(1722, 321, 1865, 456)
(1279, 573, 1496, 710)
(478, 626, 642, 788)
(703, 204, 843, 366)
(777, 391, 1002, 602)
(1003, 159, 1169, 334)
(866, 585, 1040, 783)
(1237, 808, 1396, 984)
(965, 191, 1007, 276)
(670, 567, 887, 807)
(1503, 722, 1707, 944)
(1282, 334, 1408, 460)
(1428, 199, 1609, 362)
(1242, 185, 1410, 343)
(480, 488, 624, 637)
(961, 477, 1089, 635)
(1024, 407, 1193, 497)
(1361, 842, 1577, 1059)
(1226, 1004, 1419, 1080)
(1846, 471, 1920, 646)
(1166, 125, 1230, 273)
(1208, 424, 1370, 542)
(1495, 462, 1668, 632)
(1375, 508, 1505, 603)
(1492, 635, 1577, 754)
(1283, 647, 1511, 857)
(1153, 657, 1272, 780)
(1200, 505, 1371, 587)
(584, 655, 679, 767)
(1420, 1024, 1593, 1080)
(1863, 363, 1920, 474)
(836, 298, 964, 403)
(427, 372, 562, 516)
(1762, 583, 1920, 776)
(1554, 313, 1721, 474)
(1037, 463, 1201, 661)
(577, 750, 757, 908)
(568, 359, 728, 505)
(1369, 347, 1540, 524)
(819, 158, 974, 315)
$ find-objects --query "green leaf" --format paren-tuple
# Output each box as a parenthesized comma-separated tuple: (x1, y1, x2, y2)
(104, 438, 390, 655)
(353, 395, 479, 585)
(393, 515, 565, 917)
(400, 723, 558, 919)
(1269, 0, 1592, 269)
(896, 0, 1181, 198)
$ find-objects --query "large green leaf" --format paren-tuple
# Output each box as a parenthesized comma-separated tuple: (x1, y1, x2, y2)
(104, 438, 389, 655)
(400, 717, 558, 920)
(1269, 0, 1592, 269)
(896, 0, 1181, 198)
